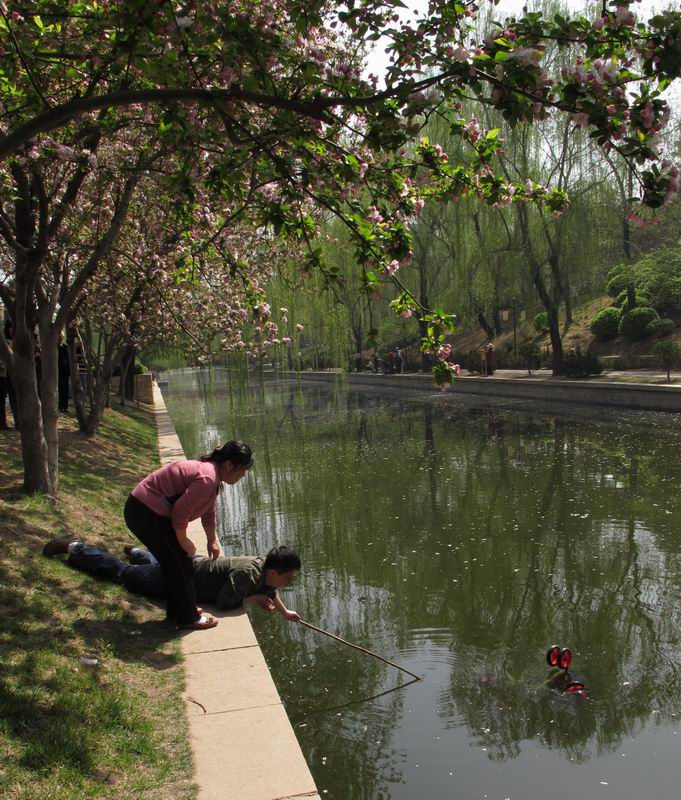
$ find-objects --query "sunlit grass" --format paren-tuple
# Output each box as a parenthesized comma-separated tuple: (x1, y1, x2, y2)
(0, 404, 196, 800)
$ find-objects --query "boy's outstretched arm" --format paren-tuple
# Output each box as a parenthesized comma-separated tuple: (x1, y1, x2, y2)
(271, 590, 300, 622)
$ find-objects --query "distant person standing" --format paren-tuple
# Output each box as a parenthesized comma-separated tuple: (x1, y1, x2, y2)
(394, 348, 404, 374)
(485, 342, 494, 376)
(1, 318, 19, 430)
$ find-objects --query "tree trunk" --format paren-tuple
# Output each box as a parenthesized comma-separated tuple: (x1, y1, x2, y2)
(67, 328, 88, 430)
(547, 307, 564, 374)
(517, 205, 564, 374)
(13, 340, 51, 493)
(119, 345, 136, 405)
(493, 306, 502, 337)
(37, 324, 60, 492)
(475, 308, 495, 340)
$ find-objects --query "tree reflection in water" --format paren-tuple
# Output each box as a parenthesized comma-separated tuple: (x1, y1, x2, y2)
(162, 369, 681, 800)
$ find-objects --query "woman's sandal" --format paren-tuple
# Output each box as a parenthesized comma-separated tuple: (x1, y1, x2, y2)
(178, 613, 218, 630)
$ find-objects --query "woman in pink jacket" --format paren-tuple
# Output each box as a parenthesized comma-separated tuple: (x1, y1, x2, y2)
(124, 440, 254, 630)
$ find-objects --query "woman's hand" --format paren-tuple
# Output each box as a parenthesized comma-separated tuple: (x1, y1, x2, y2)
(177, 535, 196, 558)
(207, 538, 221, 560)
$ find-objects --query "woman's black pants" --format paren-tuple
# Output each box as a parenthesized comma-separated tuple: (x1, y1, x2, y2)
(124, 494, 199, 625)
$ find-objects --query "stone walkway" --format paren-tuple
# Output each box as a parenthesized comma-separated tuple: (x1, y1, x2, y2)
(152, 383, 319, 800)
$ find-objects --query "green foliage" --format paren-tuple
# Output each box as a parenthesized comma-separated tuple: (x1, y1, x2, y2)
(625, 246, 681, 312)
(612, 290, 651, 311)
(648, 317, 675, 337)
(606, 271, 633, 298)
(563, 349, 603, 378)
(464, 349, 482, 374)
(618, 307, 659, 340)
(533, 312, 549, 333)
(590, 307, 621, 339)
(518, 341, 541, 374)
(653, 339, 681, 371)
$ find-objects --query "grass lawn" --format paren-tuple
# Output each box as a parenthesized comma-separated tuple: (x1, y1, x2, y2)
(0, 405, 196, 800)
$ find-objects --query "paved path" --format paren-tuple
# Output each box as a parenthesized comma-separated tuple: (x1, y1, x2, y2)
(152, 383, 319, 800)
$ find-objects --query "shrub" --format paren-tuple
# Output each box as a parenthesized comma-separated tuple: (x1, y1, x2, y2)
(618, 307, 659, 341)
(653, 340, 681, 381)
(630, 247, 681, 312)
(606, 271, 634, 298)
(590, 307, 620, 340)
(645, 275, 681, 312)
(518, 341, 541, 375)
(533, 311, 549, 333)
(464, 350, 481, 374)
(612, 289, 651, 312)
(648, 318, 674, 337)
(563, 349, 603, 378)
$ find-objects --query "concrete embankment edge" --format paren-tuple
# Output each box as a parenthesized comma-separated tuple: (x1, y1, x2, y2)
(296, 371, 681, 413)
(151, 382, 320, 800)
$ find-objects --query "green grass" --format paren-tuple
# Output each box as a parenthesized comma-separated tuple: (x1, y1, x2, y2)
(0, 405, 196, 800)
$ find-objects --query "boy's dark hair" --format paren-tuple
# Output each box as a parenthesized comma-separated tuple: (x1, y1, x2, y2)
(264, 546, 301, 574)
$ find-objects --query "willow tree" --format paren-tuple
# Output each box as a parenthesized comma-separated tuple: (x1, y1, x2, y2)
(1, 1, 680, 490)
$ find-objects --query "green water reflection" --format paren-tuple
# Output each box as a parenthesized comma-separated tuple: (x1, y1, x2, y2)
(161, 369, 681, 800)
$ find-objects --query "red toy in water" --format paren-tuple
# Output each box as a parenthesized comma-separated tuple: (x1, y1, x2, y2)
(546, 645, 561, 667)
(558, 647, 572, 670)
(546, 645, 572, 670)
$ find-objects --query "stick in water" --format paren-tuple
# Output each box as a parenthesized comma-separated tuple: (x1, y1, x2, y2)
(298, 619, 422, 681)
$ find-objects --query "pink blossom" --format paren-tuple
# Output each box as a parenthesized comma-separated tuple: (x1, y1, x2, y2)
(399, 309, 413, 318)
(384, 260, 400, 276)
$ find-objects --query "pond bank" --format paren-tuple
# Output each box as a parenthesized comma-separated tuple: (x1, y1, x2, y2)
(297, 370, 681, 413)
(152, 383, 320, 800)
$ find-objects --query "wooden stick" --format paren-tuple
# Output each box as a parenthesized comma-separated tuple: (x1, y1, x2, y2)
(298, 619, 422, 681)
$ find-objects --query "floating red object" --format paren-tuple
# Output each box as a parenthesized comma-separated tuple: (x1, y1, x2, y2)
(546, 645, 561, 667)
(558, 648, 572, 670)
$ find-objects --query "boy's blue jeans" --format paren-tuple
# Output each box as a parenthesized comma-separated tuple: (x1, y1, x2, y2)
(68, 544, 166, 599)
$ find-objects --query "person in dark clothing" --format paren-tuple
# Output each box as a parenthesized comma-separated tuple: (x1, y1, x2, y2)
(485, 342, 494, 376)
(58, 337, 70, 412)
(1, 318, 19, 430)
(394, 348, 404, 374)
(42, 537, 301, 619)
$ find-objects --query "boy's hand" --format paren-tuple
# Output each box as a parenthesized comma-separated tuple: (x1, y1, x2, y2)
(207, 539, 221, 560)
(283, 610, 300, 622)
(250, 594, 275, 612)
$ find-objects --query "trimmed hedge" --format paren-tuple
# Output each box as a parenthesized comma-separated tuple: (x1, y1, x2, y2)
(612, 290, 651, 312)
(590, 307, 621, 340)
(533, 311, 549, 333)
(648, 318, 674, 337)
(618, 307, 659, 341)
(606, 272, 634, 298)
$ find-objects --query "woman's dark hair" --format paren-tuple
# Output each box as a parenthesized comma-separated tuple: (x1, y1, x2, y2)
(200, 440, 254, 469)
(264, 546, 301, 574)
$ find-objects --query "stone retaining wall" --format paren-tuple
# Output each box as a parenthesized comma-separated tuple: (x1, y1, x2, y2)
(297, 371, 681, 413)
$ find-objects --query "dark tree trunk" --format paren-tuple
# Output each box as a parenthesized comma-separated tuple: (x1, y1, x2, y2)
(119, 345, 136, 405)
(476, 308, 495, 340)
(37, 324, 60, 491)
(517, 205, 564, 374)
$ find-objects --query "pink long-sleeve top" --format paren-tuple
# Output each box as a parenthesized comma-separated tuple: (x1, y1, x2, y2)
(132, 459, 220, 530)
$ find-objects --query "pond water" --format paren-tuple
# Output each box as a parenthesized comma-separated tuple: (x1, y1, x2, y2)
(161, 369, 681, 800)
